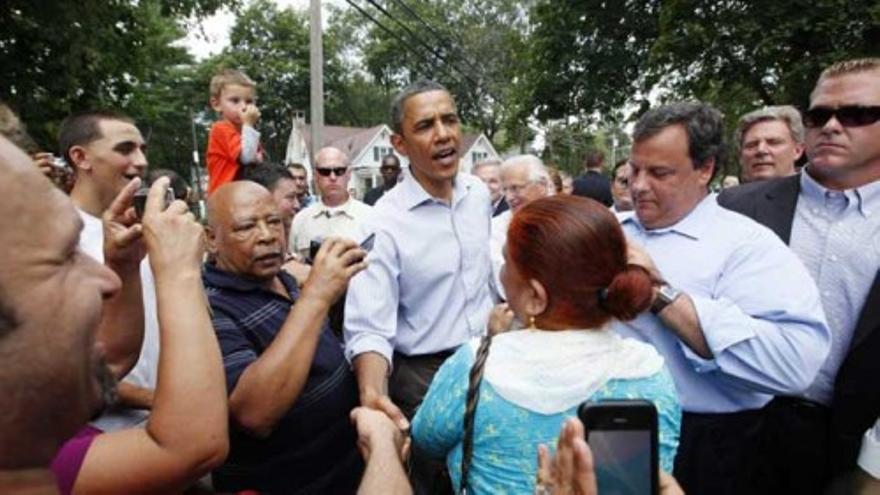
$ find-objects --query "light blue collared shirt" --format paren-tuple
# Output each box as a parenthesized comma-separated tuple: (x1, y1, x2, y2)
(792, 169, 880, 405)
(344, 168, 494, 366)
(612, 194, 831, 413)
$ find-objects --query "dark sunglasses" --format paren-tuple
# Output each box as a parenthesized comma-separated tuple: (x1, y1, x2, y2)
(803, 105, 880, 128)
(315, 167, 348, 177)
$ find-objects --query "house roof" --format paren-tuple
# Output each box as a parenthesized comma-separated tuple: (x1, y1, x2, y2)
(301, 124, 386, 163)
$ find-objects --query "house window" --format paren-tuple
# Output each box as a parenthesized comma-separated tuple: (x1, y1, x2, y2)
(472, 151, 489, 163)
(374, 146, 393, 162)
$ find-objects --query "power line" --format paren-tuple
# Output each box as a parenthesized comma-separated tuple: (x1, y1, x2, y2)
(342, 0, 470, 89)
(387, 0, 487, 82)
(361, 0, 487, 98)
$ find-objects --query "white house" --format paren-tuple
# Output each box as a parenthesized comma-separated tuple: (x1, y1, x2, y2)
(285, 112, 499, 199)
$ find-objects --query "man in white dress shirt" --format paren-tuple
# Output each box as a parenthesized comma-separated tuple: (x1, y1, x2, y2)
(288, 147, 372, 260)
(344, 79, 494, 494)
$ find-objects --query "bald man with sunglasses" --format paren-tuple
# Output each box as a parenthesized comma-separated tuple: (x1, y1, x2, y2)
(288, 147, 373, 260)
(719, 58, 880, 494)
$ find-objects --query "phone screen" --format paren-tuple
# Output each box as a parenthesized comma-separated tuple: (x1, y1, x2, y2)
(588, 429, 652, 495)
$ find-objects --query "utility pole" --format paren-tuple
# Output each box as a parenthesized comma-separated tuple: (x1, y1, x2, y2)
(309, 0, 324, 161)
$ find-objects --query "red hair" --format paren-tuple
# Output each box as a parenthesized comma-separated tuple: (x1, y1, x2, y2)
(506, 196, 653, 328)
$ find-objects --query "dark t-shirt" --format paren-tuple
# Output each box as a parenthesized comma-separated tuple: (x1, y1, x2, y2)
(204, 264, 362, 494)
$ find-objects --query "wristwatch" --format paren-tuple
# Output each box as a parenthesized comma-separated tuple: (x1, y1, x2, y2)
(651, 283, 682, 315)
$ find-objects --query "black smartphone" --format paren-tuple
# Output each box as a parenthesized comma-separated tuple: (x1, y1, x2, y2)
(577, 399, 659, 495)
(359, 233, 376, 252)
(133, 187, 175, 220)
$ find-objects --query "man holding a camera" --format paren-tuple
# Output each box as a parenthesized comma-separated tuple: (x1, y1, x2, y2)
(61, 110, 159, 431)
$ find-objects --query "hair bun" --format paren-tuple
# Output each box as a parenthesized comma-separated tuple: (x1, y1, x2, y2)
(601, 265, 654, 321)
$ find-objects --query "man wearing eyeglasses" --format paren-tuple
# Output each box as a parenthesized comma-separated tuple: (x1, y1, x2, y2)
(288, 147, 373, 260)
(490, 154, 551, 300)
(719, 58, 880, 494)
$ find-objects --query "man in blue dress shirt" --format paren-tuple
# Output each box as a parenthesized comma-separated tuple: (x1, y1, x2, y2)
(614, 102, 831, 495)
(344, 80, 494, 494)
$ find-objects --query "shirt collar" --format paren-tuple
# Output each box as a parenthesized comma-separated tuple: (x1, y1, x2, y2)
(399, 166, 471, 210)
(620, 193, 716, 240)
(313, 197, 356, 219)
(801, 166, 879, 218)
(203, 262, 299, 297)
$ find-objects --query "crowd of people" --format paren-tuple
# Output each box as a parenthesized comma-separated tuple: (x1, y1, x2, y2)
(0, 56, 877, 495)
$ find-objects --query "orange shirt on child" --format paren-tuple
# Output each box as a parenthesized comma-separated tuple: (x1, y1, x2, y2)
(206, 120, 244, 195)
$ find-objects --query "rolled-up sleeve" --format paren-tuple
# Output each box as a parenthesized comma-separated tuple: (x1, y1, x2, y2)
(859, 419, 880, 479)
(344, 227, 400, 367)
(685, 229, 831, 396)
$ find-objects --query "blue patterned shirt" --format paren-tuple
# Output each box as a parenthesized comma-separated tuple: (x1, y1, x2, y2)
(411, 343, 681, 494)
(792, 169, 880, 405)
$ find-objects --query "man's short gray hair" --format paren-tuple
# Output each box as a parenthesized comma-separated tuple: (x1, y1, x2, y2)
(501, 154, 550, 186)
(735, 105, 805, 148)
(633, 102, 726, 180)
(390, 79, 450, 134)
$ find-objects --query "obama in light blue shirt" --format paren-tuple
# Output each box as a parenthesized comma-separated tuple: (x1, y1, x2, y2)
(615, 102, 831, 495)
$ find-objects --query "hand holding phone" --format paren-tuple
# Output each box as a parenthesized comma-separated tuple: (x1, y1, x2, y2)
(133, 187, 175, 220)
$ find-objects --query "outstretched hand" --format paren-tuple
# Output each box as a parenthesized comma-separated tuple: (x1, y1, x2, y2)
(350, 407, 410, 463)
(537, 417, 596, 495)
(361, 390, 410, 433)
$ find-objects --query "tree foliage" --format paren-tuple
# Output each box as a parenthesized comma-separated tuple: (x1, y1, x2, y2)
(338, 0, 534, 146)
(526, 0, 880, 125)
(0, 0, 232, 173)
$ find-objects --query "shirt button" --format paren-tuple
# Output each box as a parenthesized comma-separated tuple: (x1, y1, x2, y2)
(822, 291, 831, 297)
(829, 254, 838, 262)
(812, 209, 819, 215)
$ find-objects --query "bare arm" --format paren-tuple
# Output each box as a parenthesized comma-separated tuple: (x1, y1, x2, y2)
(229, 238, 367, 437)
(354, 352, 409, 430)
(656, 293, 712, 359)
(97, 178, 145, 378)
(627, 242, 712, 358)
(114, 382, 153, 410)
(351, 408, 412, 495)
(73, 178, 228, 494)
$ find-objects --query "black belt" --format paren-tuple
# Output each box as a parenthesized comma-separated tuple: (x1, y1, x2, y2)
(394, 348, 456, 362)
(772, 396, 830, 415)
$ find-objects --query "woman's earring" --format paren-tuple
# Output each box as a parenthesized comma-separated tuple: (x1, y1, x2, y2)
(529, 315, 536, 329)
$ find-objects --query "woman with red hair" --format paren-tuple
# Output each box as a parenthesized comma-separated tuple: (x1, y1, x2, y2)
(411, 195, 681, 494)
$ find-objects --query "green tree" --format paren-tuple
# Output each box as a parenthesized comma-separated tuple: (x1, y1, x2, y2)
(526, 0, 880, 125)
(196, 0, 393, 161)
(0, 0, 234, 170)
(338, 0, 534, 147)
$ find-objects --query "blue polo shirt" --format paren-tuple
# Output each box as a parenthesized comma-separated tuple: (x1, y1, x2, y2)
(203, 263, 362, 494)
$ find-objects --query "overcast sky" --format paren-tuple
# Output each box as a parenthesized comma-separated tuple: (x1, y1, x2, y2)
(182, 0, 344, 60)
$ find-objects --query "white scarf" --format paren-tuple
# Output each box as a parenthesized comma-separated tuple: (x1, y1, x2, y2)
(474, 329, 664, 415)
